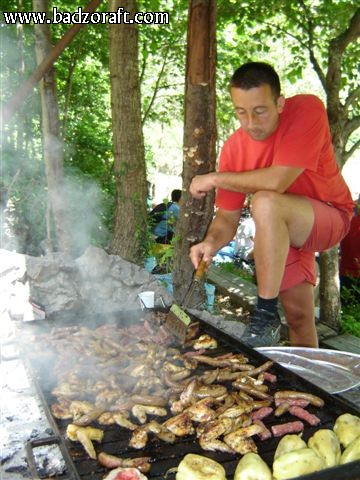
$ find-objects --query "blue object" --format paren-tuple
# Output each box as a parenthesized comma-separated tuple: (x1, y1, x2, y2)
(144, 256, 157, 272)
(213, 241, 236, 264)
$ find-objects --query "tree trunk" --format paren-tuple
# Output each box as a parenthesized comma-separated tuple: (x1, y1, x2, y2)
(33, 0, 74, 254)
(172, 0, 217, 306)
(15, 0, 25, 153)
(2, 0, 102, 127)
(318, 9, 360, 329)
(108, 0, 148, 263)
(319, 248, 341, 330)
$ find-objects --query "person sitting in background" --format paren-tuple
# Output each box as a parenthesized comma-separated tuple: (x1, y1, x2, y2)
(150, 189, 182, 244)
(340, 196, 360, 303)
(234, 202, 255, 262)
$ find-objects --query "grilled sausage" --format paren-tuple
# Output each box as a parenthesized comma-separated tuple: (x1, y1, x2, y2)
(289, 406, 321, 426)
(274, 390, 324, 407)
(271, 421, 304, 437)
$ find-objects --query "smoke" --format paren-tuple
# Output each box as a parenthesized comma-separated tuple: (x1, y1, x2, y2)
(54, 173, 111, 256)
(1, 166, 110, 256)
(1, 20, 111, 257)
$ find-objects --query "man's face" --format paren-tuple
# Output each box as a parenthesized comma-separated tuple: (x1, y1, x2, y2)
(231, 84, 285, 141)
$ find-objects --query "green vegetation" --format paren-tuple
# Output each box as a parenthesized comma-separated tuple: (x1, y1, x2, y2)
(217, 261, 255, 285)
(1, 1, 358, 259)
(340, 284, 360, 338)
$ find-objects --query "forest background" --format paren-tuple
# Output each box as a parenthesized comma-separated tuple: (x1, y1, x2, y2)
(1, 1, 359, 331)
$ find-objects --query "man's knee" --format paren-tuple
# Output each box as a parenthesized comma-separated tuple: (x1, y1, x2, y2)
(251, 191, 282, 219)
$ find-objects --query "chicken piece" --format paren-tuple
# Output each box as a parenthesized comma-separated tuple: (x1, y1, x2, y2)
(224, 424, 263, 454)
(98, 452, 152, 473)
(170, 378, 198, 414)
(223, 435, 258, 455)
(195, 384, 227, 399)
(179, 354, 199, 370)
(163, 361, 187, 373)
(162, 412, 194, 437)
(232, 382, 272, 400)
(199, 436, 235, 454)
(200, 368, 219, 385)
(186, 397, 218, 423)
(52, 382, 82, 398)
(95, 388, 123, 406)
(192, 334, 218, 350)
(131, 405, 167, 424)
(168, 368, 192, 382)
(129, 426, 149, 449)
(130, 394, 168, 407)
(98, 412, 115, 425)
(130, 364, 149, 377)
(133, 376, 163, 392)
(217, 369, 245, 382)
(215, 393, 236, 415)
(156, 428, 176, 444)
(180, 377, 198, 398)
(113, 412, 138, 431)
(66, 424, 104, 459)
(70, 400, 106, 426)
(51, 399, 72, 420)
(147, 420, 176, 444)
(129, 419, 172, 449)
(253, 419, 272, 441)
(218, 404, 254, 419)
(197, 417, 233, 441)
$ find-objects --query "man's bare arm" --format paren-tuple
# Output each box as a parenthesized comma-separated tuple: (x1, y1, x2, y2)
(190, 208, 242, 268)
(190, 165, 304, 199)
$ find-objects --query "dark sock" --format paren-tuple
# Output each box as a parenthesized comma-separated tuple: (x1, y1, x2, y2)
(257, 296, 278, 313)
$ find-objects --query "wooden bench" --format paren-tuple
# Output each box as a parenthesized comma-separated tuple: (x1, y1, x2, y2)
(320, 334, 360, 355)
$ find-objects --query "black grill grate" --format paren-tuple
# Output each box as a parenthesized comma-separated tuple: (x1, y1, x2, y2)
(18, 310, 360, 480)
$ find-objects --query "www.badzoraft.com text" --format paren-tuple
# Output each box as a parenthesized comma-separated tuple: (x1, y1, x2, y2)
(2, 7, 170, 25)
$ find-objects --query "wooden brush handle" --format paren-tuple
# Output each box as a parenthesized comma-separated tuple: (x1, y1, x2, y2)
(194, 259, 207, 282)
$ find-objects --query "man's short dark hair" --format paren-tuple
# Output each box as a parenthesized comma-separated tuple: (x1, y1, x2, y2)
(230, 62, 281, 100)
(171, 189, 182, 202)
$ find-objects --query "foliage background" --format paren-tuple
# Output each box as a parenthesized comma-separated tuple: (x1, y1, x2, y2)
(1, 0, 359, 255)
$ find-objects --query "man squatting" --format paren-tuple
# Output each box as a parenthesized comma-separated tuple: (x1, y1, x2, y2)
(189, 62, 354, 349)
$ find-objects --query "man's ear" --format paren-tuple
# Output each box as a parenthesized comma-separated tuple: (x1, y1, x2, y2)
(277, 95, 285, 113)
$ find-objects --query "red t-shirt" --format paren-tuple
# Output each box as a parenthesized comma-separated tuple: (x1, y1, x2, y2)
(216, 95, 354, 218)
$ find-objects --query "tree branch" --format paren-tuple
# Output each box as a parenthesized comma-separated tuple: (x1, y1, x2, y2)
(345, 84, 360, 112)
(344, 138, 360, 163)
(141, 48, 170, 125)
(331, 8, 360, 52)
(326, 8, 360, 96)
(297, 0, 327, 89)
(247, 12, 327, 90)
(343, 115, 360, 141)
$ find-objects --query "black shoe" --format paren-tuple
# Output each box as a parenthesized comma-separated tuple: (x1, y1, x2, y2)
(241, 307, 281, 348)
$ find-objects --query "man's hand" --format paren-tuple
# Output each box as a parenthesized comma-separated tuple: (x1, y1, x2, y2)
(189, 241, 216, 269)
(189, 173, 217, 199)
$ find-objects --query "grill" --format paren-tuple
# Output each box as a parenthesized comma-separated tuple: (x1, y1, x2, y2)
(18, 309, 360, 480)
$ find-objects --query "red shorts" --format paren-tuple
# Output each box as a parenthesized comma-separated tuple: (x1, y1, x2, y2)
(280, 198, 351, 292)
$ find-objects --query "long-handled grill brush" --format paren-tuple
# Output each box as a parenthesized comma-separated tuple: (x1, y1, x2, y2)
(164, 259, 208, 342)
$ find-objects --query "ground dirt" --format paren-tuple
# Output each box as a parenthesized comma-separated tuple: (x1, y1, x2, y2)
(213, 291, 251, 322)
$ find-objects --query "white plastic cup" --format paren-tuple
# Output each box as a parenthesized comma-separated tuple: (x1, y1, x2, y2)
(138, 291, 155, 309)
